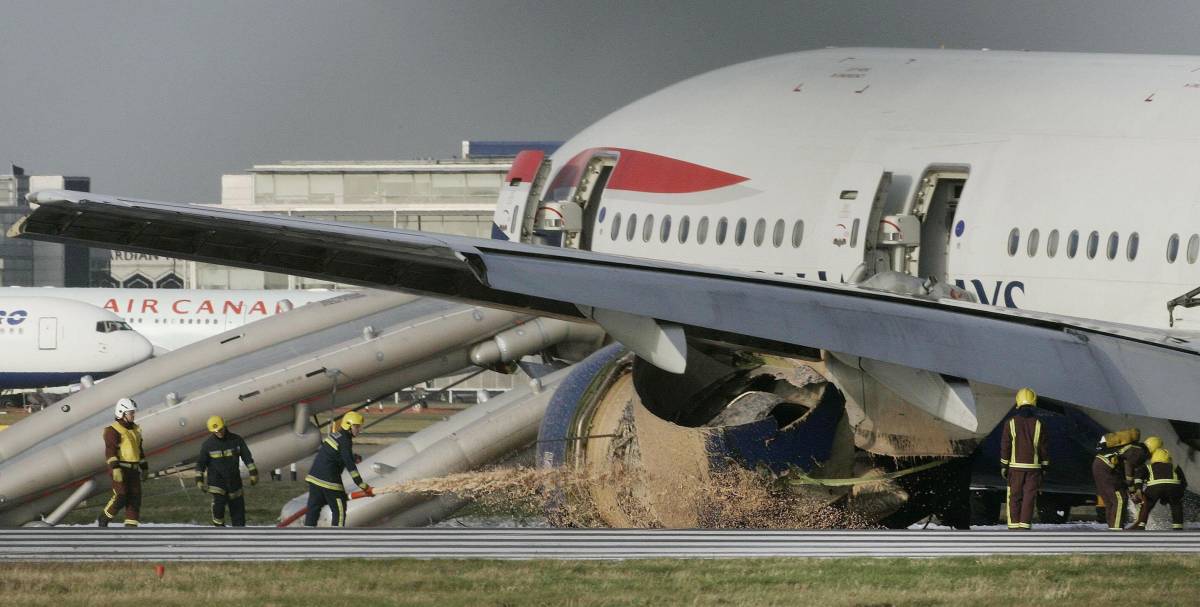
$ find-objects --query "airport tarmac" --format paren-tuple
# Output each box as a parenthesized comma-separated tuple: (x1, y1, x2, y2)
(3, 528, 1199, 560)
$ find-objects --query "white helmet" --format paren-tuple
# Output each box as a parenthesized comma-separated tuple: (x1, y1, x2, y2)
(114, 397, 137, 419)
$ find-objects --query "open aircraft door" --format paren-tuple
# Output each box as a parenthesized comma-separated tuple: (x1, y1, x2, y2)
(37, 317, 57, 350)
(491, 150, 552, 243)
(819, 162, 891, 282)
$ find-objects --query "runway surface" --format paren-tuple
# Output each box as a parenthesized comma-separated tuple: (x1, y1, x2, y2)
(4, 528, 1200, 560)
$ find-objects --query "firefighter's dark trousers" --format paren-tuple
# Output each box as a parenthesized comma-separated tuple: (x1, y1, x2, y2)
(1006, 468, 1042, 529)
(1093, 464, 1127, 530)
(102, 470, 142, 527)
(1132, 484, 1186, 530)
(210, 487, 246, 527)
(304, 483, 349, 527)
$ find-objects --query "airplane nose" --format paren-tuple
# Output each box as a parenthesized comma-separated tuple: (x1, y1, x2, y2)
(121, 331, 155, 364)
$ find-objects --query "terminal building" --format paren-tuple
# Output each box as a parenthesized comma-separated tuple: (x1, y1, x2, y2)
(107, 141, 559, 290)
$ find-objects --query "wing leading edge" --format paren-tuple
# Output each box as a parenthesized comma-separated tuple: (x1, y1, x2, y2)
(14, 189, 1200, 424)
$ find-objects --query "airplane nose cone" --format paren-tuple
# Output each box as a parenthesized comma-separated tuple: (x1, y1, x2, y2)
(120, 331, 155, 366)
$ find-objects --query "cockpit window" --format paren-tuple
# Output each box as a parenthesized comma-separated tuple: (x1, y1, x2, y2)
(96, 320, 132, 333)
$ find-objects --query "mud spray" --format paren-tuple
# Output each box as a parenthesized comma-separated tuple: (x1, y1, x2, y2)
(374, 464, 874, 529)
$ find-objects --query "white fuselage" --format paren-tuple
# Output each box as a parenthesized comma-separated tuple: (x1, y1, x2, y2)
(534, 48, 1200, 331)
(0, 296, 152, 388)
(0, 289, 342, 351)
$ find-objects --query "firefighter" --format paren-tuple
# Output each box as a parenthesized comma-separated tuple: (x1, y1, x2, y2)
(303, 411, 373, 527)
(1128, 448, 1188, 530)
(99, 398, 147, 527)
(1000, 387, 1048, 530)
(1113, 429, 1152, 518)
(1092, 438, 1128, 530)
(1124, 435, 1160, 513)
(195, 415, 257, 527)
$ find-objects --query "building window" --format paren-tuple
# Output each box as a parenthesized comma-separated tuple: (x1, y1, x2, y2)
(1127, 232, 1139, 261)
(1007, 228, 1020, 257)
(1106, 232, 1119, 260)
(643, 214, 655, 243)
(697, 217, 709, 244)
(1168, 233, 1180, 263)
(1067, 230, 1079, 259)
(792, 220, 804, 248)
(679, 216, 690, 243)
(611, 212, 622, 240)
(1027, 228, 1040, 258)
(716, 218, 729, 245)
(1086, 231, 1099, 260)
(734, 218, 747, 246)
(660, 215, 672, 243)
(1046, 229, 1059, 258)
(626, 214, 638, 241)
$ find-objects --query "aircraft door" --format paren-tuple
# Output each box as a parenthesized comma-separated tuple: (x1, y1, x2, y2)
(492, 150, 552, 243)
(823, 163, 892, 281)
(38, 317, 57, 350)
(874, 166, 969, 282)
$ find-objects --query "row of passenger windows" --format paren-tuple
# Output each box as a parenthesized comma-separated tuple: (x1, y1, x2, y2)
(606, 212, 808, 249)
(1008, 228, 1200, 264)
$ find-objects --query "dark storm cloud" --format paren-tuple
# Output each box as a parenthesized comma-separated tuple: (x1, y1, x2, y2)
(2, 1, 1199, 201)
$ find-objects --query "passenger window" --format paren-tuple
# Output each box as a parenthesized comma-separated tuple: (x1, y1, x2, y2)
(1007, 228, 1020, 257)
(643, 214, 655, 243)
(772, 219, 785, 248)
(660, 215, 672, 243)
(734, 218, 747, 246)
(716, 217, 729, 244)
(679, 216, 690, 243)
(697, 217, 709, 244)
(792, 220, 804, 248)
(1126, 232, 1139, 261)
(1067, 230, 1079, 258)
(610, 213, 622, 241)
(1027, 229, 1040, 258)
(1086, 231, 1099, 259)
(1168, 233, 1180, 263)
(753, 218, 766, 247)
(850, 218, 861, 248)
(1106, 231, 1119, 260)
(597, 207, 607, 224)
(626, 214, 638, 241)
(1189, 234, 1200, 264)
(1046, 229, 1059, 258)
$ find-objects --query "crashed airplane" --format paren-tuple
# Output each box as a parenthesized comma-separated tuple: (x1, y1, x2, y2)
(14, 48, 1200, 525)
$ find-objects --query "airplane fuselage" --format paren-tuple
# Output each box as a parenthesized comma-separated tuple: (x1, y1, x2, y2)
(526, 48, 1200, 331)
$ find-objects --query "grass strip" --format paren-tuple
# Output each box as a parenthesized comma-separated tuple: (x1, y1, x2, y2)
(2, 554, 1195, 606)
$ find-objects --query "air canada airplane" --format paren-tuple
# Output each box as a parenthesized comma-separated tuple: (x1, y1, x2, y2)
(0, 288, 339, 352)
(0, 296, 152, 388)
(16, 48, 1200, 522)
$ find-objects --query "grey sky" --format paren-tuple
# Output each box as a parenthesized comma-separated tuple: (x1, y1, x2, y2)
(4, 1, 1200, 202)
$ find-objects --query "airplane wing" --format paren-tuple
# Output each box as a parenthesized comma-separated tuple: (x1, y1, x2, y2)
(14, 189, 1200, 424)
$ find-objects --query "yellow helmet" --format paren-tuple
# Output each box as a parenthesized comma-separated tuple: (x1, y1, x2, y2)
(1144, 436, 1163, 453)
(1015, 387, 1037, 407)
(207, 415, 225, 433)
(340, 410, 364, 430)
(1151, 448, 1172, 464)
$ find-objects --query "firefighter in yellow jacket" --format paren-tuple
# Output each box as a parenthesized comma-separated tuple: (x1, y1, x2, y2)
(1128, 448, 1189, 530)
(99, 398, 147, 527)
(1000, 388, 1049, 530)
